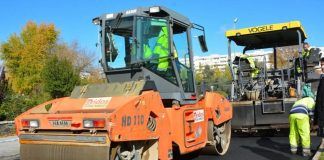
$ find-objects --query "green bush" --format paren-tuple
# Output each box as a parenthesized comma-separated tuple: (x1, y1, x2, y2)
(42, 55, 80, 99)
(0, 94, 37, 121)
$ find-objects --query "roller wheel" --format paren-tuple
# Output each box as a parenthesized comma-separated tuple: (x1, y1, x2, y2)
(209, 121, 231, 155)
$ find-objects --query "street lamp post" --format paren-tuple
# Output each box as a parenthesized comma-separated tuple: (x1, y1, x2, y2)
(233, 18, 238, 29)
(233, 18, 239, 57)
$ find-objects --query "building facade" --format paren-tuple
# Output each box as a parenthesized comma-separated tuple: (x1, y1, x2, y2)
(194, 50, 271, 72)
(193, 47, 323, 72)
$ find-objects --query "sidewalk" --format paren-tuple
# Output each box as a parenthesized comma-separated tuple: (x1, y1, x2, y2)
(313, 138, 324, 160)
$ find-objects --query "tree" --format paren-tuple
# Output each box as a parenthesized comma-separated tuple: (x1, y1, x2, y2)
(0, 21, 96, 120)
(80, 67, 106, 85)
(0, 91, 39, 121)
(0, 65, 6, 102)
(216, 66, 232, 82)
(202, 65, 215, 83)
(42, 55, 80, 98)
(195, 65, 233, 96)
(53, 41, 96, 73)
(52, 42, 103, 85)
(268, 46, 299, 69)
(213, 66, 232, 96)
(0, 21, 58, 95)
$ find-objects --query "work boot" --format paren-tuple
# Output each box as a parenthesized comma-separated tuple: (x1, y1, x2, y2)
(290, 146, 297, 155)
(302, 148, 311, 157)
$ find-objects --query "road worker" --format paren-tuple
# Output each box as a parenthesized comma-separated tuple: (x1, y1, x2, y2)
(302, 42, 311, 58)
(296, 42, 312, 74)
(289, 94, 315, 157)
(143, 43, 153, 60)
(143, 26, 169, 72)
(240, 54, 260, 78)
(153, 26, 169, 71)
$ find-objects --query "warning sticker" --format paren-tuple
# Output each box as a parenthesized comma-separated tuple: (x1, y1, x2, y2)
(83, 97, 111, 109)
(193, 110, 204, 123)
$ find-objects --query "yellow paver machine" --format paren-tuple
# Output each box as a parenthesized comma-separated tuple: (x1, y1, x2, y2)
(226, 21, 321, 133)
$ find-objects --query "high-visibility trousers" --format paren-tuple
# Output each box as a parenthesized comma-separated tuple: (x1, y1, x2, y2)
(289, 113, 310, 150)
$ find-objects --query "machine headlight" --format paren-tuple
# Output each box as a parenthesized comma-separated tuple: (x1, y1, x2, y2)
(92, 17, 100, 25)
(83, 120, 94, 128)
(83, 119, 105, 128)
(29, 120, 39, 128)
(105, 14, 114, 19)
(149, 7, 160, 13)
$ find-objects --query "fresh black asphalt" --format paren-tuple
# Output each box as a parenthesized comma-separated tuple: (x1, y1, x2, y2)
(193, 133, 321, 160)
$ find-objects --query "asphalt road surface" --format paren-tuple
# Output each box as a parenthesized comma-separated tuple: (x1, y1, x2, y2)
(0, 134, 321, 160)
(0, 136, 19, 160)
(194, 133, 321, 160)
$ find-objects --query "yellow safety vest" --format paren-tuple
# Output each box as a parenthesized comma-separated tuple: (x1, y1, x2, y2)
(302, 50, 310, 58)
(143, 44, 152, 60)
(153, 27, 169, 71)
(293, 97, 315, 109)
(240, 54, 259, 77)
(240, 54, 256, 69)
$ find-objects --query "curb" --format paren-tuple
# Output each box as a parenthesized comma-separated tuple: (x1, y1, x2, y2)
(313, 138, 324, 160)
(0, 137, 18, 143)
(0, 121, 14, 125)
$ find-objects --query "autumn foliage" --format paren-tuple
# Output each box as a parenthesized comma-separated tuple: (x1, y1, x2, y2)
(1, 21, 58, 94)
(0, 21, 100, 120)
